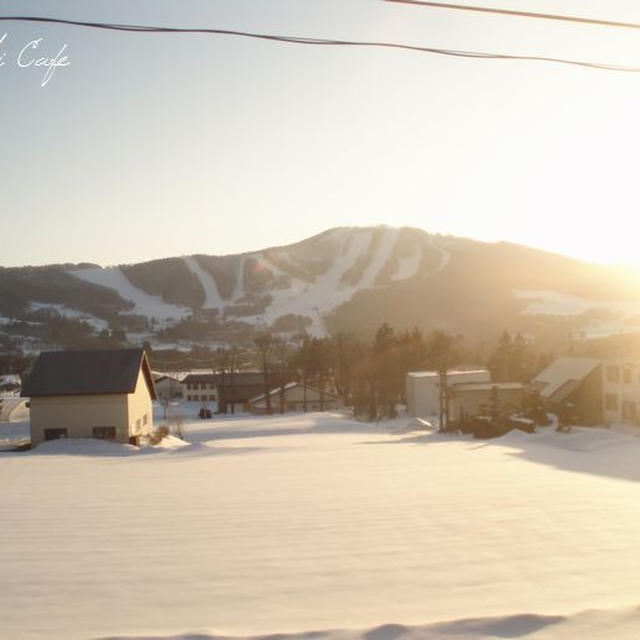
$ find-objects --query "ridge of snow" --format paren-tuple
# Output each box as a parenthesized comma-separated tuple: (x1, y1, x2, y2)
(72, 266, 190, 322)
(183, 256, 223, 309)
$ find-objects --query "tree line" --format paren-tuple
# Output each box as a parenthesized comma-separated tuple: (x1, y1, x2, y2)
(201, 324, 554, 420)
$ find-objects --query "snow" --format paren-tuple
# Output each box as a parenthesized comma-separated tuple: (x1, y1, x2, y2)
(241, 228, 400, 335)
(29, 302, 109, 332)
(4, 412, 640, 639)
(183, 256, 223, 309)
(391, 250, 421, 282)
(72, 266, 191, 322)
(514, 289, 640, 316)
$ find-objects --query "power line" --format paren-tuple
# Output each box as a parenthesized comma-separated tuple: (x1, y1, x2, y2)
(0, 15, 639, 72)
(385, 0, 640, 31)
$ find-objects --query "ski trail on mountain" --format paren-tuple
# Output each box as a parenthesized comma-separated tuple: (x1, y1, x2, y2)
(183, 256, 223, 309)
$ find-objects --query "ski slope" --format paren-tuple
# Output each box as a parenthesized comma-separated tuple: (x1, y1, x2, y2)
(72, 266, 190, 322)
(3, 413, 640, 639)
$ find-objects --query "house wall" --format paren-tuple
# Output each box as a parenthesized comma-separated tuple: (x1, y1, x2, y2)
(182, 379, 216, 403)
(30, 368, 154, 446)
(126, 367, 154, 440)
(567, 365, 603, 426)
(30, 393, 129, 446)
(407, 370, 491, 418)
(602, 360, 639, 425)
(449, 387, 525, 424)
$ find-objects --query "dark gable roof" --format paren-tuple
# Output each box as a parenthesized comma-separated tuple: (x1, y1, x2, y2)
(183, 373, 216, 384)
(21, 349, 157, 399)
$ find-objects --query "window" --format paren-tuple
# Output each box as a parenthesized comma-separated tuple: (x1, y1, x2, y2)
(44, 428, 67, 441)
(607, 366, 620, 383)
(136, 419, 141, 430)
(624, 368, 632, 384)
(142, 413, 148, 426)
(623, 401, 637, 420)
(92, 426, 116, 440)
(605, 393, 619, 411)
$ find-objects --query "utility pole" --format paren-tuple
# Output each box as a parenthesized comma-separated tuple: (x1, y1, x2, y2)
(438, 362, 449, 432)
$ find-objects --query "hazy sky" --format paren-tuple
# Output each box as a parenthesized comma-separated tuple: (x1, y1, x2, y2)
(1, 0, 640, 267)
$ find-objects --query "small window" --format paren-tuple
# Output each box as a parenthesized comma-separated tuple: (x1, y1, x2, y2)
(142, 413, 148, 426)
(136, 419, 141, 430)
(92, 426, 116, 440)
(607, 366, 620, 383)
(624, 368, 632, 384)
(605, 393, 619, 411)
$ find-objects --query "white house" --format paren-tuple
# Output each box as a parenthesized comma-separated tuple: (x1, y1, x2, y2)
(406, 368, 490, 418)
(22, 348, 156, 447)
(602, 358, 640, 425)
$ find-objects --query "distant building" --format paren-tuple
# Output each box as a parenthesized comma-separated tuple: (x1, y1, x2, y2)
(406, 368, 491, 418)
(449, 382, 527, 424)
(531, 356, 602, 425)
(182, 373, 217, 404)
(216, 371, 266, 414)
(602, 358, 640, 425)
(248, 382, 344, 415)
(21, 348, 156, 446)
(153, 373, 184, 400)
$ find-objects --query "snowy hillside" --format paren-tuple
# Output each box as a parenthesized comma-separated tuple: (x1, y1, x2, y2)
(70, 227, 434, 335)
(3, 413, 640, 639)
(3, 226, 640, 348)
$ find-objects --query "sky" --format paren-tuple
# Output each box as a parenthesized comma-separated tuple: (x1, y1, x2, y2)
(1, 0, 640, 268)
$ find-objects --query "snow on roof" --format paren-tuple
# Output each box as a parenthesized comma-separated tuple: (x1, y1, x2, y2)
(249, 382, 342, 404)
(452, 382, 526, 393)
(532, 357, 601, 399)
(408, 368, 489, 379)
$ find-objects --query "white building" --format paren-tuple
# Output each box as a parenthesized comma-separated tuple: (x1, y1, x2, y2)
(406, 368, 490, 418)
(602, 359, 640, 425)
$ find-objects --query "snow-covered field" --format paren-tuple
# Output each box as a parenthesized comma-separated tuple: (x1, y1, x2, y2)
(3, 413, 640, 639)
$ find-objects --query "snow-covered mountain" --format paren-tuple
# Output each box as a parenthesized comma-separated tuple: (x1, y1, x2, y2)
(69, 226, 447, 335)
(2, 225, 640, 350)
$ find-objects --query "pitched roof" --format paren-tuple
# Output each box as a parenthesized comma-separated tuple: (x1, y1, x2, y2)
(21, 349, 156, 399)
(531, 357, 601, 399)
(249, 382, 343, 404)
(182, 373, 216, 384)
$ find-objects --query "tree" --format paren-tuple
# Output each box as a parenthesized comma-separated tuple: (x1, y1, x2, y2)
(254, 332, 274, 415)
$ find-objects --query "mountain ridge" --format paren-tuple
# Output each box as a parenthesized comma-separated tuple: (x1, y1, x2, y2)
(2, 226, 640, 352)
